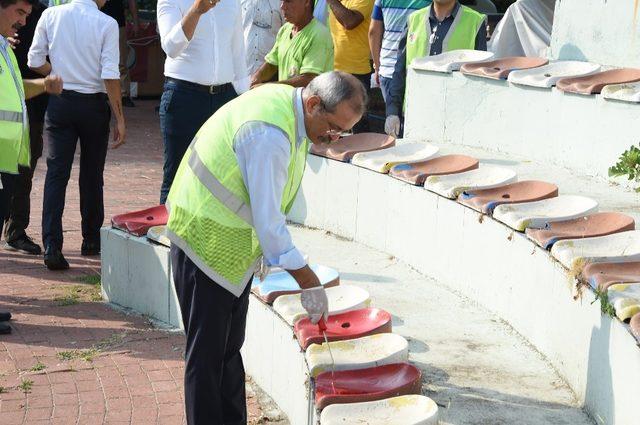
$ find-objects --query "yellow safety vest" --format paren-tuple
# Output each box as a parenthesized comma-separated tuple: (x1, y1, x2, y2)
(166, 84, 309, 296)
(0, 40, 29, 174)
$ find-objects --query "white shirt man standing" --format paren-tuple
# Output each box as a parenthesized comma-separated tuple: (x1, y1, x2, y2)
(156, 0, 248, 204)
(241, 0, 283, 75)
(28, 0, 125, 270)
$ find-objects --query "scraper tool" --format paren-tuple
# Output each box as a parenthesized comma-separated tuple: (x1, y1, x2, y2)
(318, 317, 336, 388)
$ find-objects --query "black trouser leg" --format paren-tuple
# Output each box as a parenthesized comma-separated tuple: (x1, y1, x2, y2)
(77, 101, 110, 244)
(171, 245, 251, 425)
(4, 121, 44, 243)
(352, 72, 372, 134)
(0, 172, 17, 241)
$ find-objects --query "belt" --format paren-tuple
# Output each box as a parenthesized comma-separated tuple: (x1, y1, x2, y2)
(61, 90, 107, 100)
(165, 77, 233, 95)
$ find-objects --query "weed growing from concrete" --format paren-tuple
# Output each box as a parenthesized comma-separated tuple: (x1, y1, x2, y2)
(57, 348, 98, 362)
(593, 289, 617, 319)
(30, 362, 46, 372)
(18, 379, 33, 393)
(0, 386, 5, 394)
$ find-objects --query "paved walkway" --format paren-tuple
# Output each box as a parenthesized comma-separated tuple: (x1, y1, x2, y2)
(0, 101, 269, 424)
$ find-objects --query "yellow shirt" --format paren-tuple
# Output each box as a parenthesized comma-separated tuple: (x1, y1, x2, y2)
(328, 0, 374, 75)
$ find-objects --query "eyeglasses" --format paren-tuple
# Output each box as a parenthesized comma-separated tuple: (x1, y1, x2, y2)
(323, 111, 351, 137)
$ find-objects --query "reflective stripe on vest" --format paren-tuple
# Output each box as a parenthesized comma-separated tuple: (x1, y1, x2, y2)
(0, 110, 22, 123)
(187, 147, 254, 226)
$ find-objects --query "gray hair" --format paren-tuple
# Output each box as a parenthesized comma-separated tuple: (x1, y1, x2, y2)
(304, 71, 368, 115)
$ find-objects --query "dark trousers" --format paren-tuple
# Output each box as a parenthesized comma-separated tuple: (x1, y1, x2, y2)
(42, 92, 110, 250)
(171, 245, 251, 425)
(3, 121, 44, 242)
(352, 72, 372, 134)
(159, 79, 237, 204)
(0, 172, 16, 241)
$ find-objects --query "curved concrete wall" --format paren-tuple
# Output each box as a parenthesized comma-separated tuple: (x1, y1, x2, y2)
(289, 155, 640, 425)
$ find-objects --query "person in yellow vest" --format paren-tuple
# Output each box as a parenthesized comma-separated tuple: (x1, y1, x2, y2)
(167, 71, 367, 424)
(384, 0, 486, 137)
(250, 0, 334, 88)
(0, 0, 62, 334)
(327, 0, 374, 132)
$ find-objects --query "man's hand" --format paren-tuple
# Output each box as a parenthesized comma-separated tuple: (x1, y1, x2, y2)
(7, 34, 19, 49)
(373, 70, 380, 87)
(111, 118, 126, 149)
(44, 75, 63, 95)
(385, 114, 400, 137)
(192, 0, 219, 15)
(301, 286, 329, 324)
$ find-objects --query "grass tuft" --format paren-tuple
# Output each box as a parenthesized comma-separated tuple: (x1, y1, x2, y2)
(18, 379, 33, 394)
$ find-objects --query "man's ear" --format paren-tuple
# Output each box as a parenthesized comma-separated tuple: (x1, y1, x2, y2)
(305, 95, 322, 113)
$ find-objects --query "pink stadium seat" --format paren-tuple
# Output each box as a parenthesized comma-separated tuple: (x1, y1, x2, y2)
(111, 205, 168, 237)
(460, 56, 548, 80)
(556, 68, 640, 95)
(458, 181, 558, 215)
(309, 133, 395, 162)
(389, 154, 479, 186)
(581, 262, 640, 291)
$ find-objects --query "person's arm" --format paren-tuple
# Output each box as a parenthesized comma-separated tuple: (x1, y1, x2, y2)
(385, 26, 407, 118)
(22, 75, 63, 99)
(250, 62, 278, 87)
(231, 4, 249, 94)
(27, 9, 50, 74)
(127, 0, 140, 36)
(157, 0, 218, 58)
(277, 73, 317, 88)
(475, 17, 487, 51)
(102, 21, 126, 148)
(327, 0, 364, 30)
(234, 122, 320, 289)
(368, 15, 383, 84)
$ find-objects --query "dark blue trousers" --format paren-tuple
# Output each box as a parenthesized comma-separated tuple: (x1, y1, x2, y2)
(171, 245, 251, 425)
(159, 79, 237, 204)
(42, 92, 110, 250)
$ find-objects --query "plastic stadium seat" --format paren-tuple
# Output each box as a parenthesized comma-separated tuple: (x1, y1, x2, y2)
(411, 50, 494, 73)
(508, 61, 600, 88)
(146, 225, 170, 247)
(492, 195, 598, 232)
(581, 261, 640, 291)
(320, 394, 439, 425)
(556, 68, 640, 95)
(111, 205, 168, 237)
(460, 56, 548, 80)
(526, 212, 635, 249)
(424, 166, 517, 199)
(306, 333, 409, 378)
(630, 313, 640, 342)
(251, 264, 339, 304)
(550, 230, 640, 270)
(273, 285, 371, 326)
(314, 363, 422, 410)
(310, 133, 395, 162)
(458, 180, 558, 215)
(601, 81, 640, 103)
(294, 307, 392, 350)
(389, 155, 479, 186)
(351, 142, 439, 173)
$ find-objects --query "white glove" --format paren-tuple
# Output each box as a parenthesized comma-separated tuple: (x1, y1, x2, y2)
(385, 115, 401, 137)
(301, 286, 329, 324)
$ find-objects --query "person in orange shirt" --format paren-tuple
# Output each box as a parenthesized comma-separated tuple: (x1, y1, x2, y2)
(327, 0, 373, 132)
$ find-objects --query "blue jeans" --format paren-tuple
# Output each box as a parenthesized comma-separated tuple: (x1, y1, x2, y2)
(159, 79, 237, 204)
(379, 75, 393, 105)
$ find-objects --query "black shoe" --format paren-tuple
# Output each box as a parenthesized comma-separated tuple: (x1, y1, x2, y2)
(0, 310, 11, 322)
(0, 321, 11, 334)
(44, 246, 69, 270)
(81, 240, 100, 256)
(5, 235, 42, 255)
(122, 96, 135, 107)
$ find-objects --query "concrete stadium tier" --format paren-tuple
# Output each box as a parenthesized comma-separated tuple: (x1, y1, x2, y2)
(310, 133, 395, 162)
(526, 212, 636, 250)
(601, 82, 640, 103)
(550, 230, 640, 270)
(305, 333, 409, 378)
(111, 205, 168, 236)
(319, 395, 438, 425)
(556, 68, 640, 95)
(272, 285, 371, 326)
(388, 154, 479, 186)
(424, 166, 517, 199)
(460, 56, 548, 80)
(458, 180, 558, 215)
(350, 142, 439, 173)
(492, 195, 598, 232)
(581, 262, 640, 291)
(251, 264, 340, 304)
(314, 363, 422, 410)
(508, 61, 601, 88)
(294, 307, 392, 350)
(410, 49, 494, 73)
(607, 283, 640, 321)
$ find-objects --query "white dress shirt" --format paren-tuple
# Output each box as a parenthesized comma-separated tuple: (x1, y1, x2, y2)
(241, 0, 283, 76)
(28, 0, 120, 94)
(157, 0, 249, 91)
(233, 88, 307, 271)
